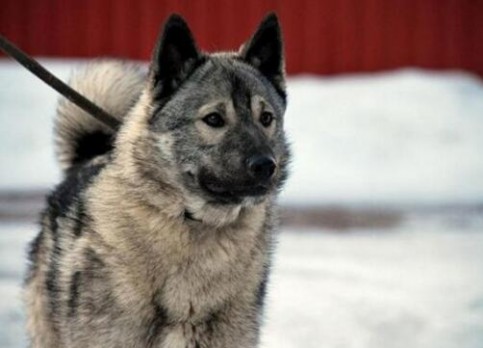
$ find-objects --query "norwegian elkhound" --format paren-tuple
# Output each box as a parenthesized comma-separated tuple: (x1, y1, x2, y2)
(25, 13, 290, 348)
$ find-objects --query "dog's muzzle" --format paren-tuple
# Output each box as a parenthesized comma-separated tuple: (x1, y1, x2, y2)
(198, 165, 275, 204)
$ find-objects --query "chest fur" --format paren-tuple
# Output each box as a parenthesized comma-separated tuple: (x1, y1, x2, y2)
(159, 221, 267, 322)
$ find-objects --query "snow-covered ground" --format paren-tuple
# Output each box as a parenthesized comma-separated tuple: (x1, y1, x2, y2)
(284, 72, 483, 205)
(1, 59, 483, 204)
(1, 219, 483, 348)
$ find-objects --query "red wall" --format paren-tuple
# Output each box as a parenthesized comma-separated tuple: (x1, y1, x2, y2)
(1, 0, 482, 76)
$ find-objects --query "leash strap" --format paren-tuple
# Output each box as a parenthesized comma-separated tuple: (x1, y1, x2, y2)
(0, 34, 120, 130)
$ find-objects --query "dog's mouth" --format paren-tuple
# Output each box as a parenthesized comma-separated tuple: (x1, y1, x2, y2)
(198, 175, 270, 204)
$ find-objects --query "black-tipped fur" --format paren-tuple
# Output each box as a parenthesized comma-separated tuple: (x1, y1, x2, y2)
(240, 13, 286, 100)
(151, 14, 203, 103)
(55, 61, 145, 172)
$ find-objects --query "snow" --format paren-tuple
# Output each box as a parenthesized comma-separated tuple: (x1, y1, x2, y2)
(0, 224, 35, 348)
(282, 72, 483, 205)
(1, 219, 483, 348)
(263, 224, 483, 348)
(0, 60, 71, 190)
(1, 59, 483, 204)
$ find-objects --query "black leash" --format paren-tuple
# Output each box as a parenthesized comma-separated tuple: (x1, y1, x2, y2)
(0, 34, 120, 130)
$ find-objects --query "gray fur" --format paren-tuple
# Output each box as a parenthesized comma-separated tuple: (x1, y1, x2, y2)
(25, 13, 290, 348)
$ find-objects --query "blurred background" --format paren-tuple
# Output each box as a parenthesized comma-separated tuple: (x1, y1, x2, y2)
(1, 1, 483, 347)
(1, 0, 482, 75)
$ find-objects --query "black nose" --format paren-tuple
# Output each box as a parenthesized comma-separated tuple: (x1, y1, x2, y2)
(247, 155, 276, 181)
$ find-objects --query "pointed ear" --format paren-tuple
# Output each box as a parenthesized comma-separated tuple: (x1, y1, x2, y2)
(240, 13, 286, 96)
(150, 14, 201, 100)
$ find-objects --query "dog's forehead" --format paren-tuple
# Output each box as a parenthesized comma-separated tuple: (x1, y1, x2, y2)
(190, 56, 279, 106)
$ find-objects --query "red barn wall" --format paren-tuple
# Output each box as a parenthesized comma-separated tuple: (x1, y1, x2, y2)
(1, 0, 482, 76)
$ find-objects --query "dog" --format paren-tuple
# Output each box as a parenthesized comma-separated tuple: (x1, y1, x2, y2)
(24, 13, 290, 348)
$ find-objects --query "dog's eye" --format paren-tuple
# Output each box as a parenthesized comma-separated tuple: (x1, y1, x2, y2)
(202, 113, 225, 128)
(260, 112, 274, 127)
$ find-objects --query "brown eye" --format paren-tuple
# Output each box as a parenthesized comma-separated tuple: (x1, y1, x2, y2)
(260, 112, 274, 127)
(202, 113, 225, 128)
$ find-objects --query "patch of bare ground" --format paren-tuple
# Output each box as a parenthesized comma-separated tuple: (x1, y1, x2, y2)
(281, 206, 403, 230)
(0, 191, 46, 222)
(1, 191, 482, 231)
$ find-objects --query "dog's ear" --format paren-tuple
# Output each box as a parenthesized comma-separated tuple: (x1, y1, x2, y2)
(150, 14, 201, 100)
(240, 13, 286, 97)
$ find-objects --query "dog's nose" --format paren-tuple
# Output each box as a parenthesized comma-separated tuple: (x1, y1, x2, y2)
(247, 155, 276, 181)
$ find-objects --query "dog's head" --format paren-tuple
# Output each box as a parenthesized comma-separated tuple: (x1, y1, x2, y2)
(129, 14, 290, 224)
